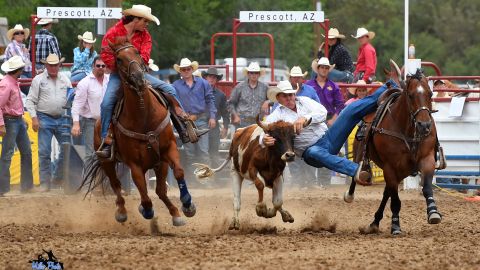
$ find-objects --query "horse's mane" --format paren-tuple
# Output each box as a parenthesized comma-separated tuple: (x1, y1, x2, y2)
(408, 69, 424, 81)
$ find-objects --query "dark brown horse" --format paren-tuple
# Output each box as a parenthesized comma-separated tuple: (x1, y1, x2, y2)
(345, 60, 442, 235)
(81, 40, 196, 226)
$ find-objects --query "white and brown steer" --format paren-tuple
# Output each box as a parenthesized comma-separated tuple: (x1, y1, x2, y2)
(194, 116, 310, 230)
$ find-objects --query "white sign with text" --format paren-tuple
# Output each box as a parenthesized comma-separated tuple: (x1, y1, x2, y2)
(240, 11, 324, 23)
(37, 7, 122, 19)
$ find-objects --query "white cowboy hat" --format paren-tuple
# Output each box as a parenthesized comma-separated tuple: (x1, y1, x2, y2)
(78, 31, 96, 43)
(267, 80, 298, 103)
(352, 27, 375, 39)
(37, 18, 59, 25)
(40, 53, 65, 65)
(148, 59, 159, 72)
(321, 28, 345, 39)
(1, 55, 26, 73)
(243, 62, 266, 76)
(348, 80, 367, 95)
(287, 66, 308, 78)
(7, 24, 30, 40)
(192, 69, 202, 77)
(311, 57, 335, 73)
(173, 58, 199, 73)
(123, 4, 160, 26)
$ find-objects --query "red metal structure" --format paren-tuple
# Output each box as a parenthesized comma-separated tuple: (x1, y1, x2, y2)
(30, 15, 41, 76)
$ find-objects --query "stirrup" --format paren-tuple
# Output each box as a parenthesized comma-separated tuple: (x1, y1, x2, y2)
(184, 119, 199, 143)
(96, 139, 115, 161)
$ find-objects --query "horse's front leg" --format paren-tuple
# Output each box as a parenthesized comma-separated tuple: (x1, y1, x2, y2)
(129, 164, 154, 219)
(101, 160, 128, 223)
(420, 157, 442, 224)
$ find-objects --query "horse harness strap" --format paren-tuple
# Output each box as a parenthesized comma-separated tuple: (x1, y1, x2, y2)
(372, 127, 422, 151)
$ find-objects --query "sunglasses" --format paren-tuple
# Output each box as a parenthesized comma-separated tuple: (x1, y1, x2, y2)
(95, 64, 106, 68)
(14, 32, 25, 36)
(248, 72, 260, 75)
(180, 67, 192, 72)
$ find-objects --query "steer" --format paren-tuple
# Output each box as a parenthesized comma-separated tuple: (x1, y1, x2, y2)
(194, 115, 311, 230)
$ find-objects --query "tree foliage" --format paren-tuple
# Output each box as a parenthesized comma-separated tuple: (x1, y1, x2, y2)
(0, 0, 478, 78)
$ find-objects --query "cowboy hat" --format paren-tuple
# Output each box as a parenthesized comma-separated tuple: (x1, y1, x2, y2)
(78, 31, 96, 43)
(123, 4, 160, 26)
(311, 57, 335, 73)
(1, 55, 25, 73)
(201, 67, 223, 80)
(148, 59, 159, 72)
(352, 27, 375, 39)
(7, 24, 30, 40)
(267, 80, 298, 103)
(37, 18, 59, 25)
(173, 58, 199, 73)
(287, 66, 308, 78)
(348, 80, 367, 95)
(321, 28, 345, 39)
(40, 53, 65, 65)
(192, 69, 202, 77)
(242, 62, 266, 76)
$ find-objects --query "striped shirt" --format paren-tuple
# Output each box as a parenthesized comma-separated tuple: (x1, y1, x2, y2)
(28, 29, 61, 64)
(4, 40, 32, 72)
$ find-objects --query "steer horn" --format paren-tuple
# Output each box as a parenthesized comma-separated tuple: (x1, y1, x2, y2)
(303, 117, 312, 127)
(256, 114, 268, 131)
(390, 59, 405, 88)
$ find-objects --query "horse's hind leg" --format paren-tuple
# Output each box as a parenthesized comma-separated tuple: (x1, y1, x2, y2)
(102, 161, 128, 223)
(154, 162, 185, 226)
(129, 164, 154, 219)
(167, 142, 196, 217)
(344, 180, 356, 203)
(360, 185, 391, 234)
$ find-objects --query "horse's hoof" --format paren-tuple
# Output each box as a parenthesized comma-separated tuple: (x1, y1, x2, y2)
(428, 212, 442, 224)
(359, 224, 380, 234)
(172, 216, 186, 227)
(255, 203, 267, 217)
(115, 211, 128, 223)
(138, 205, 155, 220)
(343, 191, 354, 203)
(182, 202, 196, 218)
(228, 218, 240, 230)
(391, 229, 402, 236)
(280, 210, 294, 223)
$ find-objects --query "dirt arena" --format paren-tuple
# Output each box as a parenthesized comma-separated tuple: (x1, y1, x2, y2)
(0, 183, 479, 269)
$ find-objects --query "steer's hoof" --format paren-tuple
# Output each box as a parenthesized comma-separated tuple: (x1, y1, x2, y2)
(255, 203, 267, 217)
(172, 216, 186, 227)
(138, 205, 154, 220)
(115, 211, 128, 223)
(343, 191, 354, 203)
(228, 218, 240, 230)
(280, 210, 294, 223)
(428, 212, 442, 224)
(182, 202, 196, 218)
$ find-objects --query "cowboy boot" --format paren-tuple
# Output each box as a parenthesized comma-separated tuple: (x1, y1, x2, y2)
(169, 106, 209, 144)
(96, 129, 114, 159)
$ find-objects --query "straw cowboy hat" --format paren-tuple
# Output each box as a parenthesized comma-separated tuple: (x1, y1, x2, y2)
(173, 58, 199, 73)
(40, 53, 65, 65)
(7, 24, 30, 40)
(352, 27, 375, 39)
(78, 31, 96, 43)
(286, 66, 308, 78)
(148, 59, 159, 72)
(123, 4, 160, 26)
(37, 18, 59, 25)
(348, 80, 367, 95)
(311, 57, 335, 73)
(201, 67, 223, 80)
(242, 62, 266, 76)
(321, 28, 345, 39)
(267, 80, 298, 103)
(1, 55, 26, 73)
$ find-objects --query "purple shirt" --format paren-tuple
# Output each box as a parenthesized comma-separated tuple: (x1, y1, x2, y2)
(305, 78, 345, 115)
(172, 76, 216, 119)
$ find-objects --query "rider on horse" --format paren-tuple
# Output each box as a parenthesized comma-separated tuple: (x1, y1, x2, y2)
(96, 4, 207, 158)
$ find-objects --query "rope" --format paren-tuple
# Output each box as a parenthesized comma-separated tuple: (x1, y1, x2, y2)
(433, 183, 479, 201)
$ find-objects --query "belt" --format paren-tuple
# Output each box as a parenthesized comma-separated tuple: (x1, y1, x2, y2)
(241, 116, 257, 122)
(190, 112, 207, 118)
(37, 112, 62, 119)
(3, 114, 22, 119)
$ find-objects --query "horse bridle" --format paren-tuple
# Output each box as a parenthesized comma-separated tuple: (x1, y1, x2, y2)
(115, 44, 147, 109)
(404, 77, 438, 139)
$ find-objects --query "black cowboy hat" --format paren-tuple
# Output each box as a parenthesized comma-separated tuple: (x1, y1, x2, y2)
(201, 67, 223, 80)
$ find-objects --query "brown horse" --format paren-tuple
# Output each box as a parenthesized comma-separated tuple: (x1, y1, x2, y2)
(345, 60, 442, 235)
(81, 40, 196, 225)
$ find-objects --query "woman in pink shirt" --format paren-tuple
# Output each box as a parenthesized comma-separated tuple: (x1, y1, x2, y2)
(352, 27, 377, 83)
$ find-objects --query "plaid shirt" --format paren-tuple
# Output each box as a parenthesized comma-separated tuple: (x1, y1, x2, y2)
(4, 40, 32, 72)
(29, 29, 61, 64)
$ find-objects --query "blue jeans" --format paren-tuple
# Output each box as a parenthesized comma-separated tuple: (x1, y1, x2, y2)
(183, 118, 209, 164)
(37, 113, 71, 186)
(80, 117, 96, 157)
(70, 71, 88, 82)
(0, 118, 33, 193)
(328, 69, 354, 83)
(100, 72, 179, 138)
(303, 80, 395, 177)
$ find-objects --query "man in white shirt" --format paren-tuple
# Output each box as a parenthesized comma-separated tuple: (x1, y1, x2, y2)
(71, 57, 109, 156)
(261, 80, 397, 184)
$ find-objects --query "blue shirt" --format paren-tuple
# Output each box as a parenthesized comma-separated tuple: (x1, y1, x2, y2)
(72, 47, 97, 74)
(173, 76, 216, 119)
(272, 84, 320, 110)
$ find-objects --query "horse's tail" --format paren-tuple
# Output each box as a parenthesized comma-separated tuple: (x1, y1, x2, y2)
(193, 157, 231, 179)
(78, 154, 109, 197)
